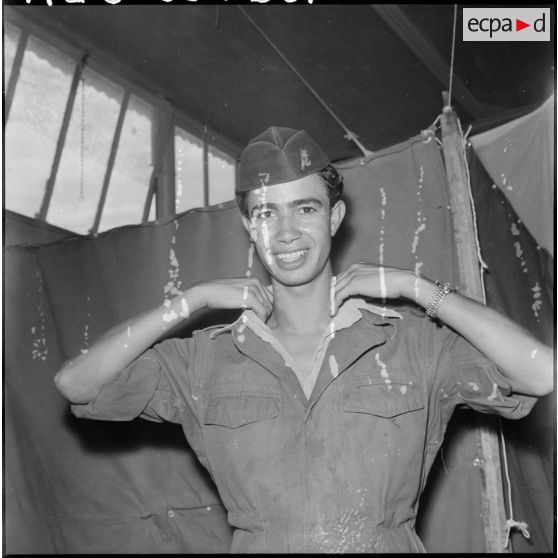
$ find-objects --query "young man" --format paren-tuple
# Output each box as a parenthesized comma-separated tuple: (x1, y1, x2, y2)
(55, 127, 552, 553)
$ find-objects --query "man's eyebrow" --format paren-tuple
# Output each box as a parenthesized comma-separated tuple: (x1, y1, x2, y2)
(250, 202, 278, 216)
(289, 197, 324, 208)
(250, 197, 324, 216)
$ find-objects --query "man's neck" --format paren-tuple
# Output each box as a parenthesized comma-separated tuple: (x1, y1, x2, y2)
(267, 267, 334, 337)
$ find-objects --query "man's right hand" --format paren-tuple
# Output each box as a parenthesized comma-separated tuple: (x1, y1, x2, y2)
(189, 278, 273, 322)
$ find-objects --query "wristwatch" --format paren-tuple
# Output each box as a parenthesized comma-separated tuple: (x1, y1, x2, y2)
(425, 280, 458, 319)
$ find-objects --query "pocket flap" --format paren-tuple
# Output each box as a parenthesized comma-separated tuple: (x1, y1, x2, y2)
(342, 382, 424, 418)
(204, 395, 279, 428)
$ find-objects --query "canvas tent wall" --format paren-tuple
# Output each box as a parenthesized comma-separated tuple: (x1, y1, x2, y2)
(5, 97, 554, 552)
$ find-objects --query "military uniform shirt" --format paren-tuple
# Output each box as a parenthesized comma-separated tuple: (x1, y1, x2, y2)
(72, 300, 537, 553)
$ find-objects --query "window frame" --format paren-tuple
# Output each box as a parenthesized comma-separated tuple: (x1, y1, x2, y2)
(4, 6, 242, 238)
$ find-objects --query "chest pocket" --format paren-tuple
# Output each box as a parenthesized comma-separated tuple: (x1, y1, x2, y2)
(342, 381, 424, 418)
(203, 394, 280, 429)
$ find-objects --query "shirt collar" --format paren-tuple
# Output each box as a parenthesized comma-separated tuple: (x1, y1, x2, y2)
(209, 296, 402, 341)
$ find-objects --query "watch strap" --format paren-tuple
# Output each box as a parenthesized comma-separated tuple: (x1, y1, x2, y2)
(425, 281, 457, 319)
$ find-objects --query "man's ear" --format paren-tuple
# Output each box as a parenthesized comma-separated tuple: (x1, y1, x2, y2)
(242, 215, 256, 242)
(330, 200, 346, 236)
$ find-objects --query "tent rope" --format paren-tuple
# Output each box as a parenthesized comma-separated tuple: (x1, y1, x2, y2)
(451, 82, 531, 550)
(456, 108, 532, 551)
(445, 4, 458, 110)
(499, 417, 532, 547)
(237, 6, 373, 158)
(446, 104, 532, 552)
(456, 115, 489, 280)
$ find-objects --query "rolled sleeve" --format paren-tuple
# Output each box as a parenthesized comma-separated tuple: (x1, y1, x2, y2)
(449, 332, 538, 419)
(71, 354, 164, 422)
(453, 360, 537, 419)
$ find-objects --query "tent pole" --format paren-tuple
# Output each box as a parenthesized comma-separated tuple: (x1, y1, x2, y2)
(440, 91, 508, 553)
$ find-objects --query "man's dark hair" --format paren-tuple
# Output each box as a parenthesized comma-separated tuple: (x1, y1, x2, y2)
(236, 164, 344, 218)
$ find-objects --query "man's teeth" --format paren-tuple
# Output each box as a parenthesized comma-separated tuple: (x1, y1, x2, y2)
(276, 250, 307, 262)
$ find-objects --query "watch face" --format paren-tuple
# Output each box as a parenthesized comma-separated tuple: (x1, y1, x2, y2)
(437, 281, 457, 293)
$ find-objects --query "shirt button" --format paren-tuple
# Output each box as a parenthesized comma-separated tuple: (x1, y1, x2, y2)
(168, 510, 175, 519)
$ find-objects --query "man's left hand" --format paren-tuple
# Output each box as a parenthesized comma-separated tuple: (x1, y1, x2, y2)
(332, 261, 416, 316)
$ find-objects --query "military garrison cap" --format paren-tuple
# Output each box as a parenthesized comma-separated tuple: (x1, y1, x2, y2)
(237, 126, 331, 193)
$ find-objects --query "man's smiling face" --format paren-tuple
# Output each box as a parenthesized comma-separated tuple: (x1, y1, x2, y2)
(242, 173, 345, 288)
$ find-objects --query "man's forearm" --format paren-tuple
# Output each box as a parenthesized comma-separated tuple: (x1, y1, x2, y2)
(54, 276, 273, 405)
(54, 288, 206, 405)
(410, 277, 553, 397)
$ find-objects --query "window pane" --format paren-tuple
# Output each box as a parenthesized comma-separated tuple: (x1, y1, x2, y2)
(5, 35, 76, 219)
(98, 95, 161, 232)
(4, 21, 21, 85)
(208, 145, 236, 205)
(47, 68, 124, 234)
(175, 127, 204, 213)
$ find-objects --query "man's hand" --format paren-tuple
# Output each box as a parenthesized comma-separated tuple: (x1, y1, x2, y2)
(332, 262, 416, 315)
(191, 277, 273, 322)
